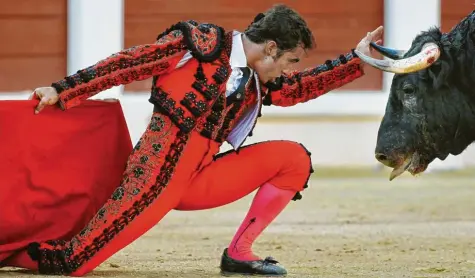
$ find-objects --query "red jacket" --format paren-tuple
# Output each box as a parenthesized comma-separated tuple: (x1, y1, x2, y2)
(52, 20, 364, 143)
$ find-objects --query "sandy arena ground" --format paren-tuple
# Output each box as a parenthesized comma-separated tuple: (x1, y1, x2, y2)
(2, 173, 475, 278)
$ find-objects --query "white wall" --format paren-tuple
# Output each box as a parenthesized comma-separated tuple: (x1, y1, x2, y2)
(3, 0, 474, 169)
(67, 0, 124, 100)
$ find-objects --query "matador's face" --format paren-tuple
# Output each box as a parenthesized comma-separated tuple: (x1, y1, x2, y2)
(254, 43, 305, 83)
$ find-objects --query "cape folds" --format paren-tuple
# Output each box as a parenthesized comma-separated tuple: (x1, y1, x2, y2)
(0, 100, 133, 264)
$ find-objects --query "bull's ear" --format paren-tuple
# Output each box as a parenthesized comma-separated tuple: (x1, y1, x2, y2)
(428, 61, 442, 75)
(427, 59, 450, 90)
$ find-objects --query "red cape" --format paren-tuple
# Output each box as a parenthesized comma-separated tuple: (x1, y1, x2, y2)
(0, 100, 133, 262)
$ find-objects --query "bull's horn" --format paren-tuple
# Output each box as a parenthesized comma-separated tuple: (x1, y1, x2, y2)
(355, 42, 440, 74)
(370, 42, 407, 60)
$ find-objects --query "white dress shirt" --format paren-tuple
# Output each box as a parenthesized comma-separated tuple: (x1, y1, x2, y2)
(173, 31, 261, 150)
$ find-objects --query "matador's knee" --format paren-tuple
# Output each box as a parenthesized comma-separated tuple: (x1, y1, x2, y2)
(266, 141, 314, 201)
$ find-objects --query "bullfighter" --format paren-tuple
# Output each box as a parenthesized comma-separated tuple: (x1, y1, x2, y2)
(22, 4, 383, 277)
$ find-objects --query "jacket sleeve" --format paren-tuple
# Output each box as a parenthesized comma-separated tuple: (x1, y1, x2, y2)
(53, 30, 188, 110)
(262, 49, 364, 107)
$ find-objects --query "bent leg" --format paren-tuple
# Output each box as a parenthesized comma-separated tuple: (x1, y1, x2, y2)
(176, 140, 313, 264)
(176, 140, 313, 210)
(27, 114, 206, 276)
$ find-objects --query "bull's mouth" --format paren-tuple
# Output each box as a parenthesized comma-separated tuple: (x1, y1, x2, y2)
(389, 152, 428, 181)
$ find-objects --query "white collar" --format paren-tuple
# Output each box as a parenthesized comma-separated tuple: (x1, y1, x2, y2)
(230, 31, 248, 68)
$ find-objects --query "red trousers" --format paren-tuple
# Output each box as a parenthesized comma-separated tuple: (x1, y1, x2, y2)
(1, 104, 312, 276)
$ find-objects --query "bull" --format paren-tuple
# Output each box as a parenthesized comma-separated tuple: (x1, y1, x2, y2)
(355, 11, 475, 180)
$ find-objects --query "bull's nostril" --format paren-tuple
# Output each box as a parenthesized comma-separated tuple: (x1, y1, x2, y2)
(375, 153, 388, 162)
(375, 152, 396, 167)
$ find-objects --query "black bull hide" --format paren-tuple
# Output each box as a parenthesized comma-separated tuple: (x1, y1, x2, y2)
(373, 11, 475, 180)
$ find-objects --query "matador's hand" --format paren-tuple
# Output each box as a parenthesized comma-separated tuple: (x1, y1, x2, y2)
(29, 87, 59, 114)
(355, 26, 384, 68)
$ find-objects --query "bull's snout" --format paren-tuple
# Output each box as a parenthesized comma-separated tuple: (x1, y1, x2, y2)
(375, 113, 416, 168)
(375, 142, 402, 168)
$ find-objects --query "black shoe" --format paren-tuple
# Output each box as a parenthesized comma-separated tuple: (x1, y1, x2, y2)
(219, 248, 287, 276)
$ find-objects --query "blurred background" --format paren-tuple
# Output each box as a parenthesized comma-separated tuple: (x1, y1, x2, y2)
(1, 0, 474, 175)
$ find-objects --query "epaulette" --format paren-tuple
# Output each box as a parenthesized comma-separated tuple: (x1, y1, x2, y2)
(157, 20, 226, 62)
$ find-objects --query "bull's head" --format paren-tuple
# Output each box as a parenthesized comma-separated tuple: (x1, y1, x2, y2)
(358, 23, 475, 180)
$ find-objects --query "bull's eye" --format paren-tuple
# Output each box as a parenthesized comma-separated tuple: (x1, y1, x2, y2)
(403, 84, 415, 95)
(401, 83, 417, 111)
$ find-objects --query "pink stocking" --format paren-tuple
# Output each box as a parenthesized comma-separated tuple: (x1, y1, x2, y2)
(227, 182, 296, 261)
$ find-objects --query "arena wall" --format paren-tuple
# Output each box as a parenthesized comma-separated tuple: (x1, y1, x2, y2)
(2, 0, 475, 169)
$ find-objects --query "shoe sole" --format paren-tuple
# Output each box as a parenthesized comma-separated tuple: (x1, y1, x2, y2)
(220, 270, 287, 277)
